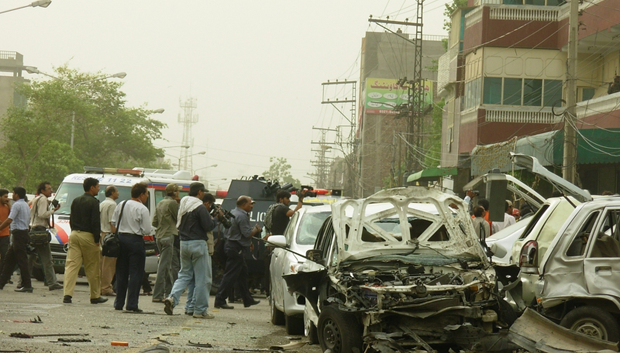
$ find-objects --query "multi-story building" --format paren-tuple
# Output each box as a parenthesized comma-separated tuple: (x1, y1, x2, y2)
(0, 51, 28, 141)
(438, 0, 620, 194)
(357, 31, 445, 197)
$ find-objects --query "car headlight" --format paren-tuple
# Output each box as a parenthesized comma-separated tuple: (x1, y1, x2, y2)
(290, 263, 302, 274)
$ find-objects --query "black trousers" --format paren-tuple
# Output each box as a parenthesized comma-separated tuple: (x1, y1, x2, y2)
(214, 240, 253, 306)
(0, 229, 31, 288)
(114, 234, 145, 310)
(0, 235, 9, 273)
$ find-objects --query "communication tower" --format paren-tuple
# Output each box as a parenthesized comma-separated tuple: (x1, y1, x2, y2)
(178, 97, 199, 171)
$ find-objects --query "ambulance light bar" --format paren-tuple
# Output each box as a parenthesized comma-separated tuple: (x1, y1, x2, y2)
(84, 167, 143, 176)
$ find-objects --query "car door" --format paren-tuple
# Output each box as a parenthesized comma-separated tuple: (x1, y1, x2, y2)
(272, 212, 300, 306)
(583, 208, 620, 297)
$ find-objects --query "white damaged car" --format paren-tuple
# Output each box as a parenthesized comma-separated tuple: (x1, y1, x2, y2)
(284, 187, 518, 353)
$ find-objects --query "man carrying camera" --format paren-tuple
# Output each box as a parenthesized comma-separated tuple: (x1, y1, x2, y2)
(152, 183, 181, 303)
(271, 189, 305, 236)
(100, 185, 119, 296)
(164, 183, 219, 319)
(28, 181, 62, 291)
(214, 195, 261, 310)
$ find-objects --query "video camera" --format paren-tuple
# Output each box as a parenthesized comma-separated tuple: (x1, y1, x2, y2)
(264, 180, 318, 198)
(211, 204, 234, 229)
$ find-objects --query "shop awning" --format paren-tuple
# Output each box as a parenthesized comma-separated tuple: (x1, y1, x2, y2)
(470, 128, 620, 176)
(407, 167, 458, 183)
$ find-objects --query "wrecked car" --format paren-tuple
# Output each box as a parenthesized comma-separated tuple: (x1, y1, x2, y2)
(535, 195, 620, 342)
(284, 187, 518, 353)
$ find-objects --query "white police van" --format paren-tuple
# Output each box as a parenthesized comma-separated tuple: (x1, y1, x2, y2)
(45, 167, 194, 278)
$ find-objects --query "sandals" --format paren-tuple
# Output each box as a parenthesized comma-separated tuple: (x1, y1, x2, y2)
(152, 298, 163, 303)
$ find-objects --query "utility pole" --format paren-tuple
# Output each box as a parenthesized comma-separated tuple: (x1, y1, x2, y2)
(562, 0, 579, 184)
(320, 79, 358, 196)
(310, 127, 337, 189)
(369, 0, 425, 174)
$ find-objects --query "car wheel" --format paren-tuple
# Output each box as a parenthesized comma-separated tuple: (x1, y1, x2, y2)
(305, 318, 319, 345)
(32, 266, 45, 282)
(560, 306, 620, 342)
(285, 314, 304, 335)
(317, 305, 362, 353)
(270, 288, 285, 325)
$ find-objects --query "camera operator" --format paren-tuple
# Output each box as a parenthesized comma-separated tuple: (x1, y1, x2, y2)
(214, 195, 261, 310)
(271, 189, 305, 236)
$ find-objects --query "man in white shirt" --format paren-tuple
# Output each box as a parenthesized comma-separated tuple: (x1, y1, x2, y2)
(491, 201, 517, 234)
(100, 186, 119, 296)
(111, 182, 152, 313)
(29, 181, 61, 290)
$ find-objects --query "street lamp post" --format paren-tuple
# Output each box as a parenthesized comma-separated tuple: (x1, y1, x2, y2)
(24, 67, 126, 149)
(0, 0, 51, 15)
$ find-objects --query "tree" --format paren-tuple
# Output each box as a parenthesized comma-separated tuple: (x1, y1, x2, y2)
(424, 99, 445, 168)
(443, 0, 468, 32)
(263, 157, 301, 187)
(0, 66, 166, 191)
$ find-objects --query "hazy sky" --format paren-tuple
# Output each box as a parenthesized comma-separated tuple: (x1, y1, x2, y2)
(1, 0, 450, 191)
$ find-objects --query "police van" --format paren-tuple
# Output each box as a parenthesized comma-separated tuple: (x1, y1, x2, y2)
(44, 167, 194, 279)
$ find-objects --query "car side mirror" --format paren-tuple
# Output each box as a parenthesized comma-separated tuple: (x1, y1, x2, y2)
(267, 235, 286, 248)
(306, 249, 322, 263)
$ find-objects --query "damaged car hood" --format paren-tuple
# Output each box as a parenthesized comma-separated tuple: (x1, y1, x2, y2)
(331, 187, 488, 265)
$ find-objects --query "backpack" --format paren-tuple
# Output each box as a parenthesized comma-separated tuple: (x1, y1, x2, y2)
(264, 203, 279, 233)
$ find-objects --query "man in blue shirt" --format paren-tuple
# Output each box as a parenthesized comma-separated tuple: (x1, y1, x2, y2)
(0, 187, 32, 292)
(214, 195, 261, 309)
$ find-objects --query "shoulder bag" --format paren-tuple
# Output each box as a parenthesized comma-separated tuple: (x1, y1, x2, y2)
(29, 196, 51, 246)
(102, 200, 127, 258)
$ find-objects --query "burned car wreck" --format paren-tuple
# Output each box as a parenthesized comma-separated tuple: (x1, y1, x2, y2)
(284, 187, 519, 353)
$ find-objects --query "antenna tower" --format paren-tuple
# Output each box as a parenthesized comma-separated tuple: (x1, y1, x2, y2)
(178, 97, 199, 171)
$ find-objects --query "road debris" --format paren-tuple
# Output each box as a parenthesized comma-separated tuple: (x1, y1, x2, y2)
(269, 340, 306, 350)
(138, 343, 170, 352)
(10, 332, 88, 339)
(154, 337, 173, 345)
(508, 308, 619, 352)
(187, 340, 213, 348)
(1, 316, 42, 324)
(111, 341, 129, 346)
(161, 333, 179, 336)
(56, 338, 92, 343)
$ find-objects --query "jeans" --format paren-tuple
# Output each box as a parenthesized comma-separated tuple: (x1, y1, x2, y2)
(0, 230, 31, 288)
(185, 251, 212, 313)
(114, 234, 145, 310)
(214, 240, 253, 307)
(153, 235, 179, 299)
(168, 240, 210, 315)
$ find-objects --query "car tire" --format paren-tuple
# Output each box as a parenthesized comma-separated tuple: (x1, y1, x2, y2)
(285, 314, 304, 335)
(32, 266, 45, 282)
(497, 298, 518, 326)
(560, 306, 620, 342)
(305, 319, 319, 345)
(270, 290, 285, 325)
(317, 305, 363, 353)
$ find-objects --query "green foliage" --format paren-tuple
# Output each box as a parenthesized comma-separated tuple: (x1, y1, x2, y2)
(423, 99, 445, 168)
(443, 0, 468, 32)
(263, 157, 301, 187)
(0, 66, 166, 192)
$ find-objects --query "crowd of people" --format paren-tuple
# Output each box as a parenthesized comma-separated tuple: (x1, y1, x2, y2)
(0, 178, 271, 319)
(464, 189, 532, 239)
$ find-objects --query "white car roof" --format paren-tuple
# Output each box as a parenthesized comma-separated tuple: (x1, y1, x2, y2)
(331, 187, 487, 263)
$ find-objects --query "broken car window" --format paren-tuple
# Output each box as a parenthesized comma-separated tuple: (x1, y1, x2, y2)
(590, 209, 620, 258)
(297, 212, 330, 245)
(566, 211, 599, 257)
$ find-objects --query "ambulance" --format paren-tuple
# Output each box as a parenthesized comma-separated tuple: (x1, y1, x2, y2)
(41, 167, 195, 280)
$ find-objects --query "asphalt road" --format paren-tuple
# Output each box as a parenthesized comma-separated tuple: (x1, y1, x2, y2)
(0, 274, 323, 353)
